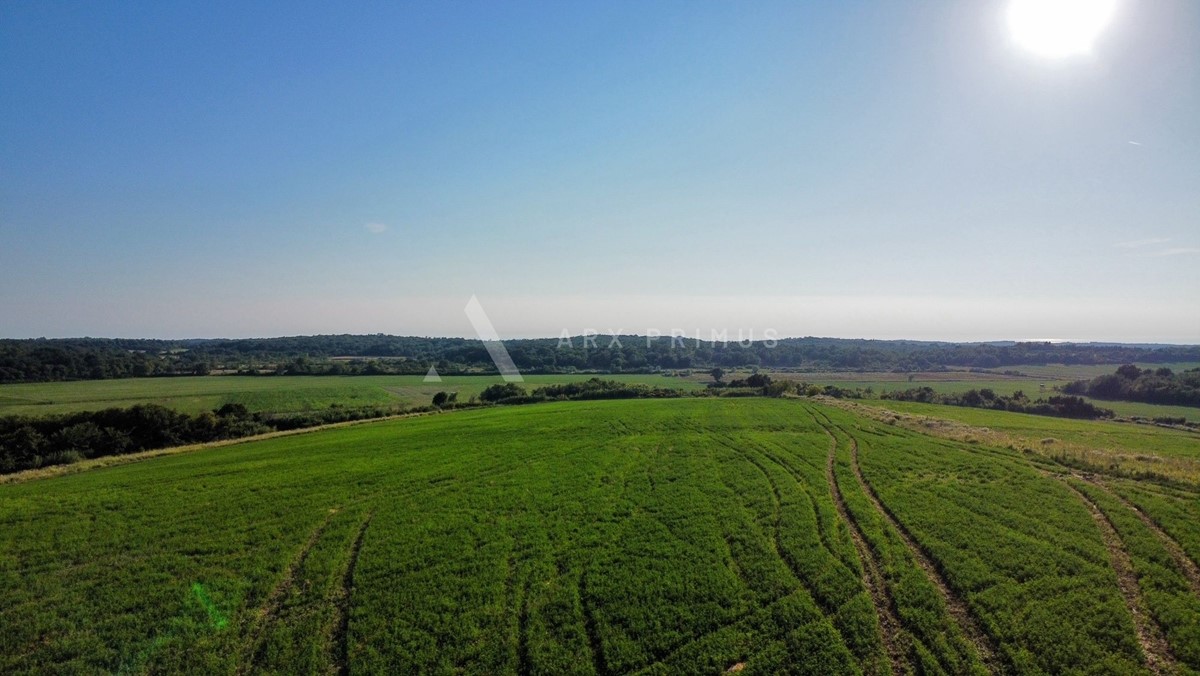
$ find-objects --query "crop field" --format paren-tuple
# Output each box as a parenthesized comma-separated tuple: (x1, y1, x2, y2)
(792, 363, 1200, 423)
(0, 374, 703, 417)
(704, 363, 1200, 422)
(3, 397, 1199, 674)
(853, 398, 1200, 482)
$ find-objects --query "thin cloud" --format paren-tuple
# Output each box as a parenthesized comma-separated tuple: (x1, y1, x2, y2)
(1116, 237, 1171, 249)
(364, 222, 388, 234)
(1148, 247, 1200, 257)
(1128, 141, 1143, 146)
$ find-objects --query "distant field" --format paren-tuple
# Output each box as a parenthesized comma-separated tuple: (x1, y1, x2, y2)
(5, 398, 1199, 673)
(3, 363, 1196, 423)
(0, 374, 703, 417)
(770, 362, 1200, 423)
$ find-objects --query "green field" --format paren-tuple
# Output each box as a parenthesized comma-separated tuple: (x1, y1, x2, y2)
(789, 363, 1200, 423)
(4, 397, 1200, 674)
(0, 374, 702, 417)
(681, 363, 1200, 423)
(3, 363, 1196, 424)
(834, 398, 1200, 487)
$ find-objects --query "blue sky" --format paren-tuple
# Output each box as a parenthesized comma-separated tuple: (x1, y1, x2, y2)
(2, 1, 1198, 341)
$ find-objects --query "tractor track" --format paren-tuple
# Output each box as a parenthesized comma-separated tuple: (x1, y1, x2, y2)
(1055, 479, 1179, 676)
(842, 431, 1003, 674)
(1087, 477, 1200, 597)
(332, 510, 374, 676)
(819, 424, 909, 675)
(579, 569, 610, 676)
(240, 507, 340, 672)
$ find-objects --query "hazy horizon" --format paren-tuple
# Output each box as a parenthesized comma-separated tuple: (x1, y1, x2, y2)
(3, 291, 1197, 346)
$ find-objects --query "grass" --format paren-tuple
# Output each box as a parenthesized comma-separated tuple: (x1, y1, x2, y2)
(3, 397, 1195, 673)
(4, 362, 1196, 424)
(0, 373, 703, 417)
(820, 417, 988, 675)
(843, 398, 1200, 485)
(750, 362, 1200, 422)
(1069, 479, 1200, 671)
(832, 411, 1146, 673)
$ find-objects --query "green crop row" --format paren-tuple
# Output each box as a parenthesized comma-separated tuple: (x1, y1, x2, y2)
(1069, 479, 1200, 672)
(1107, 480, 1200, 573)
(816, 408, 987, 676)
(850, 420, 1148, 673)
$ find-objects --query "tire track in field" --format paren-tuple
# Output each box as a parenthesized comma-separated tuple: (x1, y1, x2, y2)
(715, 439, 794, 586)
(579, 569, 610, 676)
(1089, 478, 1200, 597)
(1055, 479, 1179, 676)
(713, 436, 865, 662)
(817, 423, 908, 676)
(643, 589, 805, 671)
(631, 444, 804, 672)
(517, 575, 532, 676)
(332, 510, 374, 676)
(843, 432, 1003, 674)
(742, 435, 856, 574)
(644, 430, 870, 672)
(240, 507, 340, 673)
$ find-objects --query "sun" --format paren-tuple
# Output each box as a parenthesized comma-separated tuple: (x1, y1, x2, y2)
(1007, 0, 1117, 58)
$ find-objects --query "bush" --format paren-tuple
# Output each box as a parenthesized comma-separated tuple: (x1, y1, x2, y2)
(479, 383, 527, 402)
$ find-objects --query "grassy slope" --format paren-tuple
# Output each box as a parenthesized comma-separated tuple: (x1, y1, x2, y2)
(839, 398, 1200, 486)
(860, 399, 1200, 460)
(2, 398, 1191, 673)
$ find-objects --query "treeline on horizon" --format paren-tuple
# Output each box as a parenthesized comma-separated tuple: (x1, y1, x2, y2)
(1064, 364, 1200, 408)
(2, 335, 1199, 384)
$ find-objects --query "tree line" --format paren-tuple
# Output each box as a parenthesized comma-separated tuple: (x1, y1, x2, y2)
(466, 376, 867, 406)
(3, 336, 1199, 383)
(0, 402, 414, 474)
(1063, 365, 1200, 408)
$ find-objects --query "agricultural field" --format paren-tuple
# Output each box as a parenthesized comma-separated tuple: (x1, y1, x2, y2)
(664, 363, 1200, 422)
(3, 397, 1199, 674)
(773, 363, 1200, 423)
(849, 398, 1200, 484)
(0, 374, 703, 417)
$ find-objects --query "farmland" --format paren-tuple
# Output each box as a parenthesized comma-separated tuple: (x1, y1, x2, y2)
(0, 374, 703, 418)
(3, 397, 1199, 674)
(786, 363, 1200, 423)
(4, 362, 1197, 424)
(680, 363, 1200, 422)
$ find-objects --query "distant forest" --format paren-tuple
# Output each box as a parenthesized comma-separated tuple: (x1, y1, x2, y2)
(1064, 365, 1200, 408)
(2, 335, 1199, 384)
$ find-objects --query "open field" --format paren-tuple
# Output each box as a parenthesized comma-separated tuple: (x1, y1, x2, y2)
(771, 363, 1200, 423)
(833, 398, 1200, 486)
(667, 363, 1200, 422)
(3, 397, 1199, 674)
(3, 362, 1196, 423)
(0, 374, 703, 417)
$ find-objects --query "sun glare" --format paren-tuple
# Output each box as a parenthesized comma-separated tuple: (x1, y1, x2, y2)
(1008, 0, 1117, 58)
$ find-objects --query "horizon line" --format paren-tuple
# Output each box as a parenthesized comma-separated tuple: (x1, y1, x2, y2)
(4, 333, 1198, 347)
